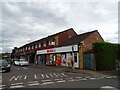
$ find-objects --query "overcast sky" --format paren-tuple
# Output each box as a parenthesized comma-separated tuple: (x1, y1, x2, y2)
(1, 0, 119, 53)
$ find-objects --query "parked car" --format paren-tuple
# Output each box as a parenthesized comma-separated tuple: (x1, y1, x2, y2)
(0, 60, 10, 72)
(14, 59, 20, 66)
(14, 59, 29, 66)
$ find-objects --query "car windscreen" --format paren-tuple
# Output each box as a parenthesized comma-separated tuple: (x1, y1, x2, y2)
(0, 60, 8, 66)
(19, 59, 26, 61)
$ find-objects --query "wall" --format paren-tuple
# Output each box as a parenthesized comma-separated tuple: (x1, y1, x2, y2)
(83, 31, 104, 53)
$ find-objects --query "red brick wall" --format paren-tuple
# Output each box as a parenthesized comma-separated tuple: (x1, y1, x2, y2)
(83, 31, 104, 53)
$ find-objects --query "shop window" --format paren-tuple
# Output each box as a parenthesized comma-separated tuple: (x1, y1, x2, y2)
(74, 53, 77, 62)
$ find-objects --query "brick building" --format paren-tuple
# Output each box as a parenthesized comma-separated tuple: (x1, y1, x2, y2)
(13, 28, 104, 70)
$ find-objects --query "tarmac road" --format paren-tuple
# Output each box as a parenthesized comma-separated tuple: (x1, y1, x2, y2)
(1, 64, 119, 89)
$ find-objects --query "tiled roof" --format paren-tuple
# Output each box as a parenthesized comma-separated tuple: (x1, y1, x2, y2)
(19, 28, 75, 48)
(57, 30, 98, 47)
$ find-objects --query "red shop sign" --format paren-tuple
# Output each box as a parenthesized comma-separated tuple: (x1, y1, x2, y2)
(47, 49, 54, 53)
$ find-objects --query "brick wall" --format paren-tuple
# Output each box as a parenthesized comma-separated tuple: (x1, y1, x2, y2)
(83, 31, 104, 53)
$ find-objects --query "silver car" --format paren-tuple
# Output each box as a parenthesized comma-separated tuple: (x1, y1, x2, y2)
(14, 59, 29, 66)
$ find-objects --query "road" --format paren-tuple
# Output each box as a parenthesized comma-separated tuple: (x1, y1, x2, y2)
(1, 64, 119, 89)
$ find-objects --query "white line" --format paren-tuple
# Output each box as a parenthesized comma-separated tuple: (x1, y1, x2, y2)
(9, 76, 15, 81)
(75, 77, 83, 79)
(61, 73, 67, 77)
(34, 75, 37, 79)
(53, 73, 58, 77)
(112, 76, 118, 78)
(105, 76, 113, 79)
(41, 82, 53, 85)
(81, 78, 88, 80)
(57, 80, 66, 83)
(41, 74, 44, 78)
(15, 76, 20, 80)
(22, 67, 27, 69)
(49, 74, 54, 77)
(46, 74, 49, 78)
(89, 78, 97, 80)
(11, 83, 23, 85)
(19, 76, 22, 80)
(10, 85, 25, 88)
(28, 83, 39, 86)
(24, 75, 27, 79)
(55, 79, 61, 80)
(42, 80, 52, 82)
(28, 81, 38, 83)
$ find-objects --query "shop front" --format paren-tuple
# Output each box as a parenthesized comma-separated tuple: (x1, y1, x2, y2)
(37, 45, 79, 68)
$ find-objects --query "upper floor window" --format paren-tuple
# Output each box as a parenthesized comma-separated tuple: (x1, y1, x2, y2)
(28, 46, 30, 50)
(49, 39, 55, 45)
(35, 44, 37, 48)
(39, 43, 41, 48)
(32, 45, 34, 49)
(43, 41, 46, 47)
(26, 47, 27, 50)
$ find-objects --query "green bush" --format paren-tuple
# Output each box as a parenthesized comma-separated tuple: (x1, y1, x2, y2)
(93, 41, 120, 70)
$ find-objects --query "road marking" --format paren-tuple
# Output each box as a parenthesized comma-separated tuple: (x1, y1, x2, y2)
(9, 76, 15, 81)
(46, 74, 49, 78)
(28, 81, 39, 86)
(28, 83, 39, 86)
(42, 80, 52, 82)
(24, 75, 27, 79)
(10, 85, 25, 88)
(11, 83, 23, 85)
(28, 81, 39, 83)
(41, 82, 53, 85)
(89, 78, 97, 80)
(19, 76, 22, 80)
(49, 74, 54, 77)
(41, 74, 44, 78)
(75, 77, 83, 79)
(57, 80, 66, 83)
(22, 67, 27, 70)
(53, 73, 58, 77)
(34, 75, 37, 79)
(14, 76, 20, 80)
(81, 78, 88, 80)
(61, 73, 67, 77)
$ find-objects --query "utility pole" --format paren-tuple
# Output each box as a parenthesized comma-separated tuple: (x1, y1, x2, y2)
(72, 45, 75, 72)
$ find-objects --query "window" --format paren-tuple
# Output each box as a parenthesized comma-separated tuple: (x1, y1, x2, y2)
(43, 41, 46, 47)
(28, 46, 30, 50)
(39, 43, 41, 47)
(32, 45, 34, 49)
(35, 44, 37, 48)
(26, 47, 27, 50)
(49, 39, 55, 45)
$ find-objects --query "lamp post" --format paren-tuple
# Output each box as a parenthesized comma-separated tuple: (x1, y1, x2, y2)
(72, 45, 75, 72)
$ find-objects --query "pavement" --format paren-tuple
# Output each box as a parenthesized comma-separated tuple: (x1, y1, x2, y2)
(31, 64, 119, 76)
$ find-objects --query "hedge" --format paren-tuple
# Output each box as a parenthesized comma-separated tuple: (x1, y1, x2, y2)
(93, 41, 120, 70)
